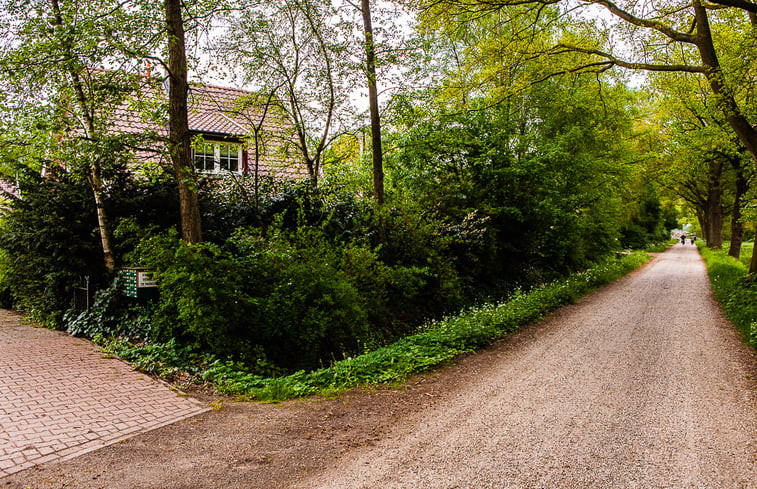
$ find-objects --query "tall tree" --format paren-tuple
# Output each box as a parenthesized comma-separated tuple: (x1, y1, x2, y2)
(0, 0, 149, 273)
(652, 73, 752, 252)
(165, 0, 202, 242)
(221, 0, 353, 187)
(728, 160, 750, 259)
(422, 0, 757, 272)
(359, 0, 384, 205)
(50, 0, 116, 270)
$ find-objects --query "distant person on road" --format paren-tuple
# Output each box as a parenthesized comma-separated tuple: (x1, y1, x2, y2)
(691, 234, 696, 245)
(681, 234, 687, 245)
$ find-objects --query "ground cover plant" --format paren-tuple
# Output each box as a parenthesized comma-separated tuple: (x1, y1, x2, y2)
(698, 243, 757, 348)
(95, 252, 648, 401)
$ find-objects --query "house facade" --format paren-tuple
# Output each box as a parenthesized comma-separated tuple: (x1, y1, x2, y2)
(110, 77, 309, 182)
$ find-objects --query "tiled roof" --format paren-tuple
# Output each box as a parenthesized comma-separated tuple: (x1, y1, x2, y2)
(189, 84, 274, 136)
(108, 77, 308, 180)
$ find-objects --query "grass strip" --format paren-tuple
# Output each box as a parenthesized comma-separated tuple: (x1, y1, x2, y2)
(200, 252, 650, 401)
(697, 243, 757, 349)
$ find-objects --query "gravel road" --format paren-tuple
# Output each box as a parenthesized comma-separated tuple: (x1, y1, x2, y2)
(298, 245, 757, 489)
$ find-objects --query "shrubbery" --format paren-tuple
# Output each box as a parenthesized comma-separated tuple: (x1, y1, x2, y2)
(0, 158, 669, 376)
(99, 251, 648, 401)
(128, 208, 472, 372)
(0, 168, 107, 326)
(698, 244, 757, 348)
(0, 165, 178, 327)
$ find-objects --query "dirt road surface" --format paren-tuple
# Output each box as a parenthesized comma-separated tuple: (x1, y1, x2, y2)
(3, 245, 756, 488)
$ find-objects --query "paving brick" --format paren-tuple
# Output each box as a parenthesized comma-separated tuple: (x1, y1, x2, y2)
(0, 310, 209, 478)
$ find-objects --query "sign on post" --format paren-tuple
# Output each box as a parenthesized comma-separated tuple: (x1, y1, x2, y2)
(119, 268, 158, 299)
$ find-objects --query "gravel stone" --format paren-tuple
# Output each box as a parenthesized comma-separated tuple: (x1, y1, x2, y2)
(299, 246, 757, 489)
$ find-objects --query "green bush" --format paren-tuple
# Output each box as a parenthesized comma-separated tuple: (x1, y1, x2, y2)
(134, 226, 435, 372)
(0, 168, 105, 326)
(0, 165, 180, 327)
(201, 252, 649, 400)
(64, 279, 153, 341)
(88, 251, 647, 400)
(698, 244, 757, 348)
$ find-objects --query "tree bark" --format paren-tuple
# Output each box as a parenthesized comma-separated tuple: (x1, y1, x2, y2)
(697, 209, 709, 244)
(695, 0, 757, 164)
(166, 0, 202, 243)
(693, 0, 757, 270)
(361, 0, 384, 205)
(705, 158, 724, 249)
(50, 0, 116, 273)
(87, 165, 116, 272)
(705, 189, 723, 249)
(728, 162, 748, 259)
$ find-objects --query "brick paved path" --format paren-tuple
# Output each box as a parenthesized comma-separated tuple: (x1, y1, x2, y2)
(0, 309, 209, 478)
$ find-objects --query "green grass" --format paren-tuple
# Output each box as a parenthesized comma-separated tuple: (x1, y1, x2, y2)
(738, 242, 753, 268)
(698, 242, 757, 350)
(645, 240, 677, 253)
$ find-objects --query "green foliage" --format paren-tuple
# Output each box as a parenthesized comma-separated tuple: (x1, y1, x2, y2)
(644, 241, 676, 253)
(385, 85, 637, 284)
(619, 184, 670, 249)
(737, 242, 753, 268)
(132, 209, 469, 372)
(199, 252, 648, 400)
(0, 169, 104, 327)
(97, 337, 205, 379)
(0, 165, 179, 327)
(64, 279, 152, 341)
(699, 244, 757, 348)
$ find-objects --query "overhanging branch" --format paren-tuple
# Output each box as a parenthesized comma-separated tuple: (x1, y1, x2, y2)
(583, 0, 697, 43)
(554, 45, 707, 73)
(706, 0, 757, 12)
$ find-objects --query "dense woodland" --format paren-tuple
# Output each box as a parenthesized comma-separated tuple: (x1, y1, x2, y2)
(0, 0, 755, 373)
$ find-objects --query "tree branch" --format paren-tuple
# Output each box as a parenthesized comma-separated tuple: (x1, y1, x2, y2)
(554, 45, 707, 73)
(706, 0, 757, 13)
(583, 0, 698, 43)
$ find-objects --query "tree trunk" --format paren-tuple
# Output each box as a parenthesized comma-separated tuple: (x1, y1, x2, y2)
(694, 2, 757, 169)
(51, 0, 116, 273)
(361, 0, 384, 206)
(751, 225, 757, 273)
(705, 191, 723, 249)
(694, 1, 757, 270)
(705, 158, 724, 249)
(88, 166, 116, 272)
(697, 209, 709, 244)
(728, 163, 748, 259)
(166, 0, 202, 243)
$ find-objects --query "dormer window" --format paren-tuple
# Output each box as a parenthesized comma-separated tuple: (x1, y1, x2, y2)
(193, 143, 215, 172)
(192, 141, 243, 174)
(219, 144, 240, 172)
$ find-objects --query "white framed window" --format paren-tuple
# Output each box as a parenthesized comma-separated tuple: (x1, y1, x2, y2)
(192, 141, 243, 174)
(193, 143, 215, 172)
(219, 143, 240, 173)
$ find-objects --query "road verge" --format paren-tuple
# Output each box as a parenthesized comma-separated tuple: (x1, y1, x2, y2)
(202, 252, 650, 401)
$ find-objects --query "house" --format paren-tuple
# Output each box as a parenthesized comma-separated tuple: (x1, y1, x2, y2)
(109, 76, 309, 182)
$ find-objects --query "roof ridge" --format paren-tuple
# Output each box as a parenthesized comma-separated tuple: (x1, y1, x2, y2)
(190, 81, 257, 95)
